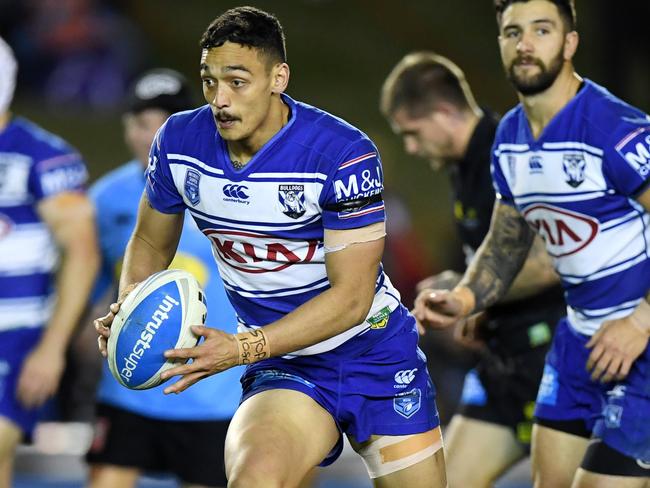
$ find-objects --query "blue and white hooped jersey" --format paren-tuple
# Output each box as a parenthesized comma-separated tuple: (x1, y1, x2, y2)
(0, 117, 88, 332)
(491, 80, 650, 335)
(145, 94, 401, 356)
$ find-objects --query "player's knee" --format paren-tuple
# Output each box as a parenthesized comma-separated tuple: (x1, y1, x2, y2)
(227, 466, 286, 488)
(227, 449, 292, 488)
(531, 462, 575, 488)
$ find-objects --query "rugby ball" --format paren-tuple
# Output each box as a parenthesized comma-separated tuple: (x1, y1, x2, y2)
(107, 269, 207, 390)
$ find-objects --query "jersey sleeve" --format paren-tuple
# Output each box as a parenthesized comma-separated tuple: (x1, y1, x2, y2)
(320, 138, 385, 230)
(490, 129, 516, 205)
(602, 119, 650, 197)
(28, 151, 88, 202)
(144, 122, 186, 213)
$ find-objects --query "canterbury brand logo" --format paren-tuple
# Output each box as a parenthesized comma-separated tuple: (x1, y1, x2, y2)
(394, 368, 418, 385)
(223, 184, 249, 199)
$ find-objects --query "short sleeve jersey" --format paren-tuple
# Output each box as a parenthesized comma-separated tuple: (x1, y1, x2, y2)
(145, 95, 401, 356)
(0, 117, 88, 332)
(491, 80, 650, 335)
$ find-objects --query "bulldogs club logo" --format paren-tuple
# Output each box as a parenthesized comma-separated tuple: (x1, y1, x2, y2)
(563, 153, 586, 188)
(278, 184, 306, 219)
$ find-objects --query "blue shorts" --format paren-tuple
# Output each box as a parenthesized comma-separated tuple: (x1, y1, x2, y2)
(535, 318, 650, 461)
(0, 327, 44, 438)
(240, 305, 440, 466)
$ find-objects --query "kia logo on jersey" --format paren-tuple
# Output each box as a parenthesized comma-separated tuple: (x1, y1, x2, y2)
(203, 229, 318, 273)
(523, 204, 599, 257)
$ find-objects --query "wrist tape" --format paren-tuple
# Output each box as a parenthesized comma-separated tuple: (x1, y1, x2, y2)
(235, 329, 271, 365)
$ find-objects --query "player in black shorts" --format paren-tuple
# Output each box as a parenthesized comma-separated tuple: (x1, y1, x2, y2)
(381, 52, 565, 488)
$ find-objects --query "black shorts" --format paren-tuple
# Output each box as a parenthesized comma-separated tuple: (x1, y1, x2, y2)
(457, 291, 565, 448)
(86, 403, 230, 486)
(458, 345, 548, 448)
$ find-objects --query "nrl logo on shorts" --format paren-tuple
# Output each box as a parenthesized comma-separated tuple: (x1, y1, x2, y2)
(278, 184, 306, 219)
(393, 388, 421, 419)
(562, 153, 586, 188)
(184, 169, 201, 206)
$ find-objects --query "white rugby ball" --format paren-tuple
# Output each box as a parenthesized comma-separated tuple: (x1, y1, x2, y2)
(107, 269, 207, 390)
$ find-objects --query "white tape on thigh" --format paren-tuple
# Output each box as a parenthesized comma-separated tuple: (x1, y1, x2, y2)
(358, 428, 444, 479)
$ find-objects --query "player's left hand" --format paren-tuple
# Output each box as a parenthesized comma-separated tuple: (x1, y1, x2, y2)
(161, 325, 239, 394)
(17, 343, 65, 409)
(586, 315, 650, 383)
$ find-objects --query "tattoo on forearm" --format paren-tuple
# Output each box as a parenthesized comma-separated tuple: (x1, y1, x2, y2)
(459, 202, 535, 312)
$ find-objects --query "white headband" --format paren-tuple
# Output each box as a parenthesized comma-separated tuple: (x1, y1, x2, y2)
(0, 37, 17, 113)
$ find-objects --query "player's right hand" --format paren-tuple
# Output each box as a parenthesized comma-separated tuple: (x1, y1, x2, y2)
(412, 287, 475, 330)
(94, 283, 138, 357)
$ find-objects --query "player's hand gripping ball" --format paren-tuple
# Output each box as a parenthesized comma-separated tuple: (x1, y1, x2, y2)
(107, 269, 207, 390)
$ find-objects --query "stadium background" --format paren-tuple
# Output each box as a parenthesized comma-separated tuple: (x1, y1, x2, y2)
(1, 1, 649, 487)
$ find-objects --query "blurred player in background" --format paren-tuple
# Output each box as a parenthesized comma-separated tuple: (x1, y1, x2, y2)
(86, 69, 243, 488)
(414, 0, 650, 486)
(0, 36, 99, 488)
(381, 51, 564, 488)
(95, 6, 448, 488)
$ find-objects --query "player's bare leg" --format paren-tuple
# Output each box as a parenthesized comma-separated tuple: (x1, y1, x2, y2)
(445, 415, 524, 488)
(87, 465, 140, 488)
(349, 427, 447, 488)
(0, 417, 21, 488)
(225, 389, 339, 488)
(572, 468, 650, 488)
(532, 424, 588, 488)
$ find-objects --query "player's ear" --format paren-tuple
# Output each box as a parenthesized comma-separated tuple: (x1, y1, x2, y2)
(271, 63, 290, 95)
(563, 30, 579, 61)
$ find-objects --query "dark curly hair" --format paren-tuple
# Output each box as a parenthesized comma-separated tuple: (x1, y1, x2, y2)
(494, 0, 576, 31)
(200, 6, 286, 66)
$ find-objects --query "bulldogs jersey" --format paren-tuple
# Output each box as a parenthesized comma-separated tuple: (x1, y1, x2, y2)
(491, 80, 650, 335)
(145, 94, 401, 356)
(0, 117, 88, 332)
